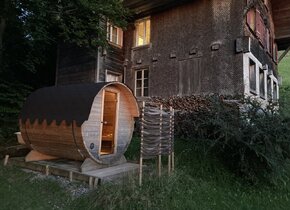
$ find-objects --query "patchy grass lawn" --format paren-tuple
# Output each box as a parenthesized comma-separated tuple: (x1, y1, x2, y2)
(1, 138, 290, 210)
(279, 51, 290, 86)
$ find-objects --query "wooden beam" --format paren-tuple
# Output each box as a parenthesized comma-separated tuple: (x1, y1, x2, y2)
(25, 150, 59, 162)
(278, 46, 290, 63)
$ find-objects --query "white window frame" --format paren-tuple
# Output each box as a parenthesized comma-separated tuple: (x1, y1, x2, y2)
(243, 52, 279, 103)
(135, 17, 151, 47)
(243, 52, 268, 101)
(105, 70, 123, 82)
(134, 69, 149, 97)
(107, 23, 123, 47)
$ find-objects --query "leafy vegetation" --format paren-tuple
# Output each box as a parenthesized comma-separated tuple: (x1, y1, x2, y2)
(2, 138, 290, 210)
(0, 0, 129, 145)
(279, 52, 290, 117)
(175, 96, 290, 184)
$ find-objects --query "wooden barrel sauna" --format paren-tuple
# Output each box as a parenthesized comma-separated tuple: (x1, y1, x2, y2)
(19, 82, 139, 165)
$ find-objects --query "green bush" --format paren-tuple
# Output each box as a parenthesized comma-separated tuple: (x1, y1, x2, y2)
(0, 80, 31, 145)
(175, 96, 290, 184)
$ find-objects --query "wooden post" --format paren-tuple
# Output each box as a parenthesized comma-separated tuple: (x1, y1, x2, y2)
(172, 152, 175, 172)
(69, 171, 73, 182)
(168, 154, 171, 174)
(158, 104, 163, 177)
(139, 157, 143, 186)
(89, 177, 94, 189)
(139, 101, 145, 186)
(45, 165, 49, 176)
(3, 155, 9, 166)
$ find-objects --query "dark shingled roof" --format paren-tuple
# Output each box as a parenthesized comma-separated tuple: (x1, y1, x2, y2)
(20, 82, 111, 126)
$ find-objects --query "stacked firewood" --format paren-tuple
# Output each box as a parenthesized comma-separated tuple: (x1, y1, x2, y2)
(146, 95, 212, 112)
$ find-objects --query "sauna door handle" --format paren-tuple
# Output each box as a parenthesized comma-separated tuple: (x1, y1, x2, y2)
(101, 121, 108, 125)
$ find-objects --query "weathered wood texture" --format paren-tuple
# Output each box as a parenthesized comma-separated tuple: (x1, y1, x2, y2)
(8, 157, 139, 184)
(57, 43, 125, 85)
(271, 0, 290, 50)
(244, 0, 278, 75)
(124, 0, 245, 97)
(56, 43, 97, 85)
(20, 83, 139, 165)
(98, 45, 125, 82)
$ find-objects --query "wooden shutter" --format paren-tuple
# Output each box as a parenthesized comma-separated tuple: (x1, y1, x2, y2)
(273, 43, 278, 62)
(255, 10, 265, 46)
(265, 29, 270, 51)
(247, 9, 256, 32)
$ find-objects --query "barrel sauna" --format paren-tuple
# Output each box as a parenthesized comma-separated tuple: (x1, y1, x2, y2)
(19, 82, 139, 165)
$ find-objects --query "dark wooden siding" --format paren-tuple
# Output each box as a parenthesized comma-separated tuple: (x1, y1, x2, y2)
(56, 43, 97, 85)
(244, 0, 278, 75)
(98, 45, 125, 82)
(124, 0, 245, 97)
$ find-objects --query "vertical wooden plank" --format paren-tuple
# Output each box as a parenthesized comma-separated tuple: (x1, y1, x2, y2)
(168, 154, 171, 174)
(69, 171, 73, 182)
(171, 107, 175, 172)
(3, 155, 9, 166)
(139, 101, 145, 186)
(139, 157, 143, 187)
(172, 152, 175, 172)
(89, 177, 94, 189)
(45, 165, 49, 176)
(158, 104, 163, 177)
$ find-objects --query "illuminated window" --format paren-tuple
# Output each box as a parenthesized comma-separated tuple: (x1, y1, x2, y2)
(107, 23, 123, 47)
(135, 69, 149, 97)
(135, 18, 150, 46)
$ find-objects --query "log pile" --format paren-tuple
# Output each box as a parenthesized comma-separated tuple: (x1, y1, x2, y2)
(147, 95, 212, 112)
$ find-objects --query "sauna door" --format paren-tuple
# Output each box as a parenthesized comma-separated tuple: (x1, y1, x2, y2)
(100, 91, 118, 155)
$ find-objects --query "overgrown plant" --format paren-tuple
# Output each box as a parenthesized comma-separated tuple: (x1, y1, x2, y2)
(175, 96, 290, 184)
(0, 80, 31, 145)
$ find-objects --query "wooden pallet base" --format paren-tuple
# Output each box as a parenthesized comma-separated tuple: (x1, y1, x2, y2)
(7, 157, 139, 187)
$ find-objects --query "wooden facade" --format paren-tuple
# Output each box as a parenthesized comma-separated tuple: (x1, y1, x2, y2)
(55, 0, 290, 101)
(19, 82, 139, 165)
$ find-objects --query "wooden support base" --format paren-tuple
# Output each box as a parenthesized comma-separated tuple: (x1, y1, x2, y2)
(25, 150, 59, 162)
(7, 157, 139, 185)
(81, 156, 127, 173)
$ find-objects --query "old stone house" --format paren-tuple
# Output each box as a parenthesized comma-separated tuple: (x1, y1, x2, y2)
(55, 0, 290, 102)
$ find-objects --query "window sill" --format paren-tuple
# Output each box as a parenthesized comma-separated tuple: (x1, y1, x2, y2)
(108, 42, 123, 49)
(132, 44, 151, 51)
(250, 90, 258, 96)
(136, 96, 150, 101)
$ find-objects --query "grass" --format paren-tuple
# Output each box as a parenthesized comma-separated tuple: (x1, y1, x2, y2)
(279, 51, 290, 116)
(279, 51, 290, 86)
(1, 138, 290, 209)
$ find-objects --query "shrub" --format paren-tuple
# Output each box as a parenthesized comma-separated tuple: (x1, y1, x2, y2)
(0, 80, 31, 145)
(175, 96, 290, 184)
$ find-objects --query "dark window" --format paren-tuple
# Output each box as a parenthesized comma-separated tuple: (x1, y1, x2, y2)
(267, 77, 272, 99)
(259, 68, 265, 98)
(135, 69, 149, 97)
(249, 59, 256, 93)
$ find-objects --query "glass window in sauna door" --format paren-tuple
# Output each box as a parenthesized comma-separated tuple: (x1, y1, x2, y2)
(101, 91, 118, 155)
